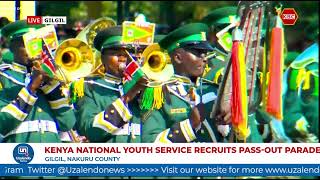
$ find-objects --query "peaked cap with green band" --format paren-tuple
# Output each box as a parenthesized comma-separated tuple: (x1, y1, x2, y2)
(158, 23, 213, 53)
(305, 62, 319, 77)
(291, 43, 318, 69)
(1, 20, 44, 40)
(285, 51, 300, 68)
(202, 6, 237, 27)
(94, 25, 133, 51)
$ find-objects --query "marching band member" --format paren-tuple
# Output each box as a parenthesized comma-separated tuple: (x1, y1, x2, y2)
(73, 26, 146, 143)
(0, 20, 76, 143)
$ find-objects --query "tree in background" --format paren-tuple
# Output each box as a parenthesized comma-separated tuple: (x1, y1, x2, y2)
(37, 1, 318, 52)
(70, 2, 88, 22)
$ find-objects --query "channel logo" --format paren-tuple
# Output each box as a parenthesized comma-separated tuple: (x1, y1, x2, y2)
(18, 146, 29, 156)
(13, 144, 34, 164)
(27, 16, 67, 25)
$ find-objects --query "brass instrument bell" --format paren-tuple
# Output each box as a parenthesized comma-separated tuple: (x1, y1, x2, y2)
(140, 43, 174, 83)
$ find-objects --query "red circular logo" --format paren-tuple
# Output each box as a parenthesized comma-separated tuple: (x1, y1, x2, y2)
(280, 8, 299, 25)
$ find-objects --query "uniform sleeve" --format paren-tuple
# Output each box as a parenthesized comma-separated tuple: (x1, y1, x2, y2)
(0, 77, 38, 135)
(40, 80, 76, 132)
(142, 109, 198, 143)
(282, 91, 307, 137)
(75, 87, 133, 142)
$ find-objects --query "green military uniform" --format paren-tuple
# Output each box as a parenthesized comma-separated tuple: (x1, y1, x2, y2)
(0, 49, 14, 64)
(254, 51, 300, 143)
(283, 43, 318, 142)
(74, 26, 142, 143)
(201, 6, 237, 84)
(0, 20, 76, 143)
(298, 62, 318, 140)
(141, 23, 225, 144)
(142, 76, 223, 143)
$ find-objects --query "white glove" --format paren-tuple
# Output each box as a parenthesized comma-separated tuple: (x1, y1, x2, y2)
(270, 117, 292, 143)
(217, 125, 231, 137)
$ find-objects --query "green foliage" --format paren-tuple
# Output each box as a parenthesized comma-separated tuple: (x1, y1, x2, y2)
(37, 1, 318, 51)
(101, 1, 118, 20)
(70, 2, 88, 22)
(129, 1, 160, 22)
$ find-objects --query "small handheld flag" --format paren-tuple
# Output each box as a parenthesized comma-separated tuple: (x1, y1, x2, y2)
(40, 38, 56, 78)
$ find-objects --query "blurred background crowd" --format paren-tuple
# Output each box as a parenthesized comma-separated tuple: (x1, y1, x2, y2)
(0, 1, 319, 56)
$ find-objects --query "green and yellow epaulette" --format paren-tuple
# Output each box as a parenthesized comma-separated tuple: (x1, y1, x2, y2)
(69, 77, 85, 104)
(69, 74, 122, 104)
(140, 85, 165, 110)
(140, 77, 178, 111)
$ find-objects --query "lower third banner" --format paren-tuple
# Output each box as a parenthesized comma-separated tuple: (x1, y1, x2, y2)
(1, 164, 320, 176)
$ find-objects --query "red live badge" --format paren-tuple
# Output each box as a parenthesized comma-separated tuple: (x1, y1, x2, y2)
(27, 16, 42, 25)
(280, 8, 298, 25)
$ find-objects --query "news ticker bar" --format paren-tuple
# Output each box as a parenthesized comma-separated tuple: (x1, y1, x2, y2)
(0, 164, 319, 177)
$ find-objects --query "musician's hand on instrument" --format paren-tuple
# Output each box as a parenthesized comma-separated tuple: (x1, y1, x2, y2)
(215, 102, 232, 125)
(27, 55, 42, 66)
(27, 68, 49, 93)
(223, 109, 232, 124)
(190, 103, 206, 129)
(121, 77, 149, 104)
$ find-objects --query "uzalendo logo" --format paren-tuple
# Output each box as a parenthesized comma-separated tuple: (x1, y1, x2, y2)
(13, 144, 34, 164)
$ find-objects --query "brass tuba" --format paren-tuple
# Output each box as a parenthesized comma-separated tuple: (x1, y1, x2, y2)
(54, 17, 116, 83)
(76, 17, 116, 76)
(54, 38, 94, 83)
(140, 43, 174, 84)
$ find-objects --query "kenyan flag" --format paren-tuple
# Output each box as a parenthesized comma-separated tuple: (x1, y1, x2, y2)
(40, 39, 56, 78)
(123, 61, 145, 94)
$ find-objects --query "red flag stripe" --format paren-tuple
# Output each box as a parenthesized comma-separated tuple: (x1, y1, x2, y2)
(125, 61, 139, 76)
